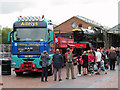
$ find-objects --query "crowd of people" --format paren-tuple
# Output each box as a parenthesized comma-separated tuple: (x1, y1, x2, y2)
(40, 46, 120, 82)
(77, 47, 120, 76)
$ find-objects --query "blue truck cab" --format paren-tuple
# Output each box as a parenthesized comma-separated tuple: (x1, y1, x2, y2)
(8, 15, 54, 76)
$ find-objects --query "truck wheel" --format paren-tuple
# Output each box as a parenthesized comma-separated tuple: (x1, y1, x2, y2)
(48, 65, 53, 76)
(15, 72, 23, 76)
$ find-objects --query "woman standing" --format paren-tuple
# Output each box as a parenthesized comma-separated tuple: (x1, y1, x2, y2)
(88, 51, 95, 75)
(41, 51, 50, 82)
(82, 51, 88, 75)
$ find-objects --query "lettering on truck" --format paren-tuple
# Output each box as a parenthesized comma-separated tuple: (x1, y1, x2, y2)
(21, 22, 38, 27)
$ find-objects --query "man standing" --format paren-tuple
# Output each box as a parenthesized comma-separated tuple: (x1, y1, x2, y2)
(109, 48, 117, 70)
(52, 49, 63, 81)
(95, 49, 102, 75)
(65, 48, 76, 79)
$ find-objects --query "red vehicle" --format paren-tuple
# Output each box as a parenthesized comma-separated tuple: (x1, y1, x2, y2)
(54, 27, 93, 65)
(54, 36, 77, 65)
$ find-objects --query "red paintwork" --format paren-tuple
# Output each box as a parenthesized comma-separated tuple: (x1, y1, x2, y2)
(74, 43, 87, 48)
(54, 34, 88, 65)
(14, 62, 42, 72)
(55, 37, 74, 48)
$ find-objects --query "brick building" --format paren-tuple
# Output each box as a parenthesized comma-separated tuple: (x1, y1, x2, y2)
(54, 15, 108, 33)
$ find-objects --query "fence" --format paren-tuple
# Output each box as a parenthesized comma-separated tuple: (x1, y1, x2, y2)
(0, 44, 11, 65)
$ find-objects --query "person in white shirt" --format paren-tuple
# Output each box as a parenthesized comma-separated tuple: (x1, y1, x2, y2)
(95, 49, 102, 75)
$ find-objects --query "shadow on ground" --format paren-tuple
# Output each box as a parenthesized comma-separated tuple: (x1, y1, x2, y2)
(16, 72, 42, 78)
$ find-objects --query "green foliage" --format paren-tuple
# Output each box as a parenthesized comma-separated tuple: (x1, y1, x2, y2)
(0, 30, 1, 44)
(0, 28, 12, 44)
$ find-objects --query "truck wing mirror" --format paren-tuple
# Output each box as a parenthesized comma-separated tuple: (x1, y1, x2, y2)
(47, 40, 52, 44)
(8, 30, 15, 43)
(8, 32, 11, 43)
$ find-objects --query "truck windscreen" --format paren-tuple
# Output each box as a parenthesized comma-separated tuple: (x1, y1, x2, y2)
(14, 28, 46, 42)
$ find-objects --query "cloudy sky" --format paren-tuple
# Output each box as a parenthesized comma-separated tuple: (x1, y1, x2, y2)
(0, 0, 119, 28)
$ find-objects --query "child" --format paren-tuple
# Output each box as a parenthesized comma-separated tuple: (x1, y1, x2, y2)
(101, 57, 107, 74)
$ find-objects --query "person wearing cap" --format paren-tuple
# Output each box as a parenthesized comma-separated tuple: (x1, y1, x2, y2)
(65, 48, 76, 79)
(41, 51, 50, 82)
(95, 49, 102, 75)
(52, 49, 63, 81)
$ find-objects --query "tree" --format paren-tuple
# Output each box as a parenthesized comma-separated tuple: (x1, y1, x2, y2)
(0, 30, 1, 44)
(1, 28, 12, 44)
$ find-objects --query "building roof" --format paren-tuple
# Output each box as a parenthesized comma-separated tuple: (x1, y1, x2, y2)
(108, 24, 120, 34)
(54, 15, 110, 30)
(75, 15, 110, 30)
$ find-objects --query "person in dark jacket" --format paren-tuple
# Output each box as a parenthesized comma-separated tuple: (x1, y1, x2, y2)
(109, 48, 117, 70)
(41, 51, 50, 82)
(116, 47, 120, 65)
(77, 55, 82, 77)
(52, 49, 63, 81)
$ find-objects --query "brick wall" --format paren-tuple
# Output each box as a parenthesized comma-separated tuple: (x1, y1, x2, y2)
(54, 17, 94, 33)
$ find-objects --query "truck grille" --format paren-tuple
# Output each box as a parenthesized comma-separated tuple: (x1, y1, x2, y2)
(23, 62, 32, 71)
(23, 59, 35, 61)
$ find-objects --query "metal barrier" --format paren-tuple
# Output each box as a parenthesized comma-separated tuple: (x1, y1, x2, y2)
(0, 44, 11, 60)
(0, 44, 11, 75)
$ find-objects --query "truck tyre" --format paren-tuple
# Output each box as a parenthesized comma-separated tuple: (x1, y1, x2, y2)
(48, 65, 53, 76)
(15, 72, 23, 76)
